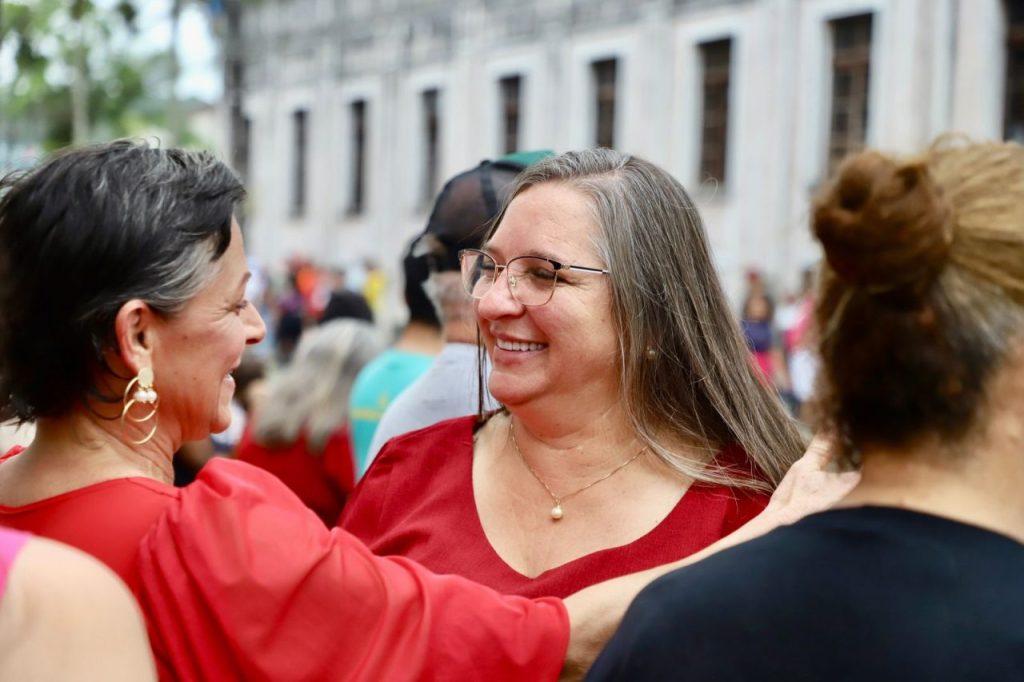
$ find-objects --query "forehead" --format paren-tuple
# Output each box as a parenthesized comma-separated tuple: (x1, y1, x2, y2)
(486, 183, 599, 259)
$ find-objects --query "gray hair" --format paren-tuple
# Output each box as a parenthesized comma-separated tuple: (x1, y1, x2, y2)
(0, 139, 242, 421)
(423, 271, 474, 325)
(482, 148, 805, 490)
(253, 319, 382, 452)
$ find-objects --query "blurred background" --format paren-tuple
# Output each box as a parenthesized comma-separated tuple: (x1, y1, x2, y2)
(1, 0, 1021, 331)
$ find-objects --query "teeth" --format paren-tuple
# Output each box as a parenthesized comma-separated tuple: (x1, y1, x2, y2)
(496, 339, 546, 352)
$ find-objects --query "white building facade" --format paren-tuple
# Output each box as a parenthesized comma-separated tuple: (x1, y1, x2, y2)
(235, 0, 1022, 321)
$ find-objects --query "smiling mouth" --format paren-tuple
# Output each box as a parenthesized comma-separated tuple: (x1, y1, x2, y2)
(495, 339, 547, 352)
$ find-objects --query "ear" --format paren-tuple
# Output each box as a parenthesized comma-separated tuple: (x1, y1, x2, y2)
(113, 299, 157, 375)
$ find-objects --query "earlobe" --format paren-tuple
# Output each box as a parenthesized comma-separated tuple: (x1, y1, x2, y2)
(113, 299, 155, 374)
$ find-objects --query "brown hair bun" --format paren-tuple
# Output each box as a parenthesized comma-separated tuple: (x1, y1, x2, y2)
(813, 151, 953, 301)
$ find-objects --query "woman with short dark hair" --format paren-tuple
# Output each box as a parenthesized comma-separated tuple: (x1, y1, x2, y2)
(0, 141, 577, 679)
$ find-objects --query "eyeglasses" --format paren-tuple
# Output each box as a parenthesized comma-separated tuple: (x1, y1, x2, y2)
(459, 248, 610, 307)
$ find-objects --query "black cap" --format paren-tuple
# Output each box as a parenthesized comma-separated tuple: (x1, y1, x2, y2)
(413, 159, 529, 272)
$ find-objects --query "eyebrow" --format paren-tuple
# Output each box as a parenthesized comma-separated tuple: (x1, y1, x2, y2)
(480, 244, 567, 263)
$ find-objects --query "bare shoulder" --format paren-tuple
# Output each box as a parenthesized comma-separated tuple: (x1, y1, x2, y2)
(0, 537, 156, 681)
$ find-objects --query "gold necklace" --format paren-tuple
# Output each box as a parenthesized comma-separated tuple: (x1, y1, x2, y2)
(508, 419, 647, 521)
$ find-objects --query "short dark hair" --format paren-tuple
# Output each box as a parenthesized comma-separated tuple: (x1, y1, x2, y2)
(0, 139, 244, 421)
(401, 239, 440, 328)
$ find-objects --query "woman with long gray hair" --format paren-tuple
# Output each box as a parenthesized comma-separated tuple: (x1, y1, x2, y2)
(343, 149, 806, 598)
(236, 318, 382, 524)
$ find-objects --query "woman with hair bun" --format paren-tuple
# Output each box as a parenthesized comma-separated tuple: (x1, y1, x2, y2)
(588, 138, 1024, 681)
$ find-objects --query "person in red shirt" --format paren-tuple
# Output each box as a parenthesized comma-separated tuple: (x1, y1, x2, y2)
(235, 318, 381, 524)
(342, 150, 806, 597)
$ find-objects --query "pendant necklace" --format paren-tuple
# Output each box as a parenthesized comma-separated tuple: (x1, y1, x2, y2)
(508, 418, 647, 521)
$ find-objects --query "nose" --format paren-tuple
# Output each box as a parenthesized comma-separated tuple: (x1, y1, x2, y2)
(475, 265, 524, 320)
(244, 303, 268, 345)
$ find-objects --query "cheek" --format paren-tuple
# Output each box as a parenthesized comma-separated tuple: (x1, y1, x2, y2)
(571, 306, 618, 360)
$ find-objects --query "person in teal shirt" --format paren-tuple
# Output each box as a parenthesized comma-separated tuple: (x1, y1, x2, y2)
(349, 241, 442, 475)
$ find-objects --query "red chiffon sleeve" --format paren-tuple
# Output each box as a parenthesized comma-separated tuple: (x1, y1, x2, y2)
(134, 459, 568, 682)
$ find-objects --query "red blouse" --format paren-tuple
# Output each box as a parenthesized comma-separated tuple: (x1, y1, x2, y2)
(341, 416, 770, 599)
(0, 448, 570, 681)
(0, 447, 179, 586)
(234, 424, 356, 525)
(137, 458, 569, 681)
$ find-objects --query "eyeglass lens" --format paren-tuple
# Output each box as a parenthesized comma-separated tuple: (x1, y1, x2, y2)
(462, 252, 557, 306)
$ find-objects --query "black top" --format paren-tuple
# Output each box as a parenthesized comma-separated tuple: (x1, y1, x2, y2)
(587, 506, 1024, 681)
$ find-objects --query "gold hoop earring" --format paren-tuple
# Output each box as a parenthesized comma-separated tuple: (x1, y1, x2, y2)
(121, 367, 159, 445)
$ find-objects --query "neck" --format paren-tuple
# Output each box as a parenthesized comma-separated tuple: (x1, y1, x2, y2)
(16, 409, 176, 492)
(839, 431, 1024, 545)
(508, 404, 643, 472)
(394, 321, 443, 354)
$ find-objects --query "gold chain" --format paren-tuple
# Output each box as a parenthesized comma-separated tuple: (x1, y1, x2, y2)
(508, 418, 647, 521)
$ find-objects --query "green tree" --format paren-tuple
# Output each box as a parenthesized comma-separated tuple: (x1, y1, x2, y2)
(0, 0, 182, 152)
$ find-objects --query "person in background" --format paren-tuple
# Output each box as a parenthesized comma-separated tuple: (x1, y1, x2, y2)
(342, 148, 805, 599)
(0, 527, 156, 680)
(360, 257, 386, 317)
(781, 266, 818, 421)
(273, 272, 307, 366)
(320, 266, 374, 324)
(236, 319, 381, 525)
(587, 138, 1024, 681)
(367, 155, 545, 461)
(739, 269, 791, 395)
(348, 239, 443, 475)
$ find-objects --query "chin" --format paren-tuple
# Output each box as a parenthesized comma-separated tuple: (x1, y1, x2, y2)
(488, 383, 533, 409)
(210, 403, 234, 435)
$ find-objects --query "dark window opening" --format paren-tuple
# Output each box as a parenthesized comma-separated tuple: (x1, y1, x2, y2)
(1004, 0, 1024, 141)
(592, 58, 617, 149)
(500, 75, 522, 155)
(291, 109, 308, 217)
(827, 14, 873, 174)
(349, 99, 367, 215)
(422, 88, 440, 203)
(698, 39, 731, 184)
